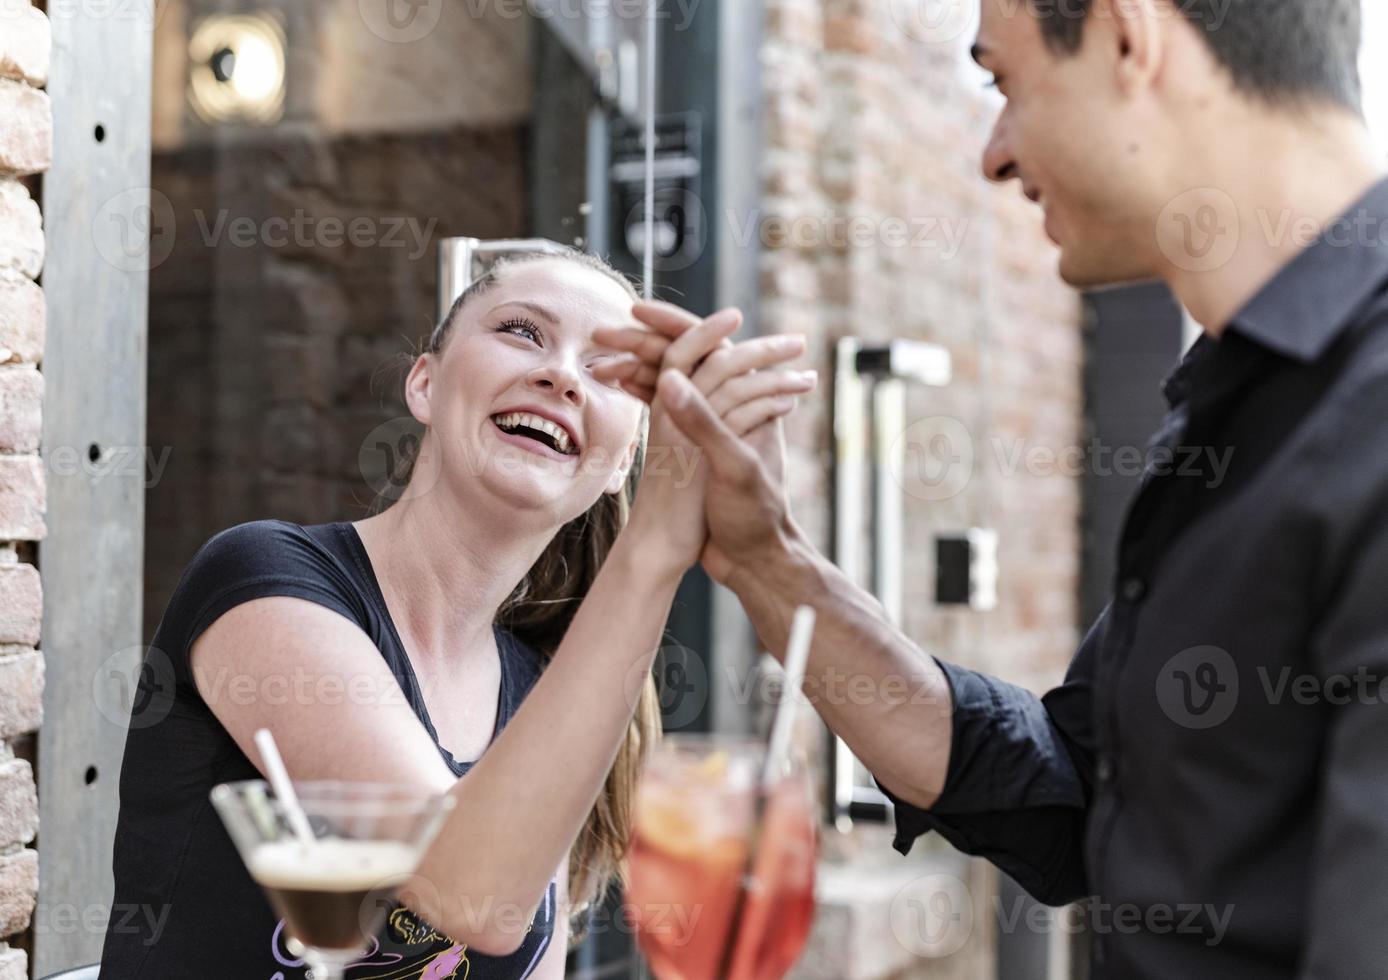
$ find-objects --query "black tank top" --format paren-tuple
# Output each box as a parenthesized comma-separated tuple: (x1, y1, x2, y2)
(100, 520, 558, 978)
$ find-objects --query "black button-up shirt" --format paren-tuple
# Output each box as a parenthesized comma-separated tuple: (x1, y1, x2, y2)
(884, 177, 1388, 978)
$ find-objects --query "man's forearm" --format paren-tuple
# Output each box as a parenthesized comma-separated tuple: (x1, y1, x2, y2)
(725, 520, 953, 809)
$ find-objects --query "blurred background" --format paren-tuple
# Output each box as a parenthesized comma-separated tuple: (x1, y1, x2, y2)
(4, 0, 1388, 977)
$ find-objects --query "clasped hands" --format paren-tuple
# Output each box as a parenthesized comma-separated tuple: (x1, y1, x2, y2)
(593, 301, 812, 586)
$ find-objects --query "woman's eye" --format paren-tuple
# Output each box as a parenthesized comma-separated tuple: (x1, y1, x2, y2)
(498, 318, 541, 344)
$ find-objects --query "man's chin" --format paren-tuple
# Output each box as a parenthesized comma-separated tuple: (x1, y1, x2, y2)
(1056, 246, 1157, 291)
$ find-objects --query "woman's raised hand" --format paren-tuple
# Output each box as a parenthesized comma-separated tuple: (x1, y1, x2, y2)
(609, 302, 815, 570)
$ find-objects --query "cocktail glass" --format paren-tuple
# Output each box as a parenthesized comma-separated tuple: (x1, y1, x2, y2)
(210, 779, 455, 980)
(627, 734, 818, 980)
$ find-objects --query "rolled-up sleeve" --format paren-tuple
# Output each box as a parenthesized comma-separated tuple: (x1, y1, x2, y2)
(875, 608, 1106, 906)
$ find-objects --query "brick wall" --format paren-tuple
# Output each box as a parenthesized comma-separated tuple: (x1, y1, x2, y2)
(761, 0, 1083, 975)
(0, 1, 51, 975)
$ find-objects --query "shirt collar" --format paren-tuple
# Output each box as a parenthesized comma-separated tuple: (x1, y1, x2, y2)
(1161, 334, 1213, 409)
(1160, 175, 1388, 408)
(1225, 175, 1388, 362)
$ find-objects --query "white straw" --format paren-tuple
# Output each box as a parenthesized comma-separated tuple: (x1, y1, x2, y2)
(762, 605, 816, 789)
(254, 728, 316, 846)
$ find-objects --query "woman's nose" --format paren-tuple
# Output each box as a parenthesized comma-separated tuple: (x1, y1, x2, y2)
(527, 355, 585, 405)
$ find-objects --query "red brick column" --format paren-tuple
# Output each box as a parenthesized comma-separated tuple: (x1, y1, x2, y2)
(0, 1, 51, 975)
(760, 1, 1082, 975)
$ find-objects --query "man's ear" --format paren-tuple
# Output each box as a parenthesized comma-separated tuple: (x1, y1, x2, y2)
(605, 423, 644, 495)
(1101, 0, 1164, 96)
(403, 354, 434, 427)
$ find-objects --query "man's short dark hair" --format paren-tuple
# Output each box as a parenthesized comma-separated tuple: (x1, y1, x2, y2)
(1032, 0, 1363, 112)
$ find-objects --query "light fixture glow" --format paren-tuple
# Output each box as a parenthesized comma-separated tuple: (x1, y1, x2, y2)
(187, 13, 286, 125)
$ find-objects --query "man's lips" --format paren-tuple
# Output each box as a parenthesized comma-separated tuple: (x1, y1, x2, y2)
(489, 418, 577, 462)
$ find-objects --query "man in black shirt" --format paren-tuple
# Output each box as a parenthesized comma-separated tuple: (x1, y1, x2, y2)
(604, 0, 1388, 975)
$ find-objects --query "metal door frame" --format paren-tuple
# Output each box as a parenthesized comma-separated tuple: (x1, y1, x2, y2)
(38, 3, 153, 974)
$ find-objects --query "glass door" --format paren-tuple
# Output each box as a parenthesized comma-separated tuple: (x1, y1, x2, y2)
(144, 1, 661, 975)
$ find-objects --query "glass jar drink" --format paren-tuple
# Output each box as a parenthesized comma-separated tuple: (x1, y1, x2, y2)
(627, 735, 818, 980)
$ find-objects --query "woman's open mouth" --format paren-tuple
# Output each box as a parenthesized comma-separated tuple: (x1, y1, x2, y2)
(490, 413, 579, 461)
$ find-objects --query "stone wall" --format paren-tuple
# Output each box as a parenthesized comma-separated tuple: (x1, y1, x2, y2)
(0, 2, 52, 975)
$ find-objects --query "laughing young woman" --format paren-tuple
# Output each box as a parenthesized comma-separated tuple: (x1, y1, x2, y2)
(100, 250, 816, 979)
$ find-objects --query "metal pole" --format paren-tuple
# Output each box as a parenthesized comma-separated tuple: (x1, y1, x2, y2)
(828, 340, 951, 830)
(436, 237, 570, 319)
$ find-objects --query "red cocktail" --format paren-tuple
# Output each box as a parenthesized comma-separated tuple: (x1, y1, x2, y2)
(627, 736, 817, 980)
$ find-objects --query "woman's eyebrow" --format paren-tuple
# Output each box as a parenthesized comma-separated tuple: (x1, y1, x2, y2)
(488, 300, 560, 325)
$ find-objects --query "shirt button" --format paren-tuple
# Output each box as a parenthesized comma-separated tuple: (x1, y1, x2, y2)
(1096, 755, 1117, 784)
(1120, 577, 1147, 603)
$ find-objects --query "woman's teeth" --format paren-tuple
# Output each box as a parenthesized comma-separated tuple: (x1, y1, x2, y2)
(492, 412, 575, 455)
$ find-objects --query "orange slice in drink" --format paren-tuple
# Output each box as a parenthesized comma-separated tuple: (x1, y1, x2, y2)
(636, 793, 705, 860)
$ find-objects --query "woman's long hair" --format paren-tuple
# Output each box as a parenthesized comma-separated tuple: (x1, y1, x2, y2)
(379, 249, 662, 927)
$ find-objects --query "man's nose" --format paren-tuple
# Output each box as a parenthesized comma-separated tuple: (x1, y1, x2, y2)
(981, 114, 1018, 184)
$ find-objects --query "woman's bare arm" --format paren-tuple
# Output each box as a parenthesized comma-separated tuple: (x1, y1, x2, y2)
(191, 530, 681, 956)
